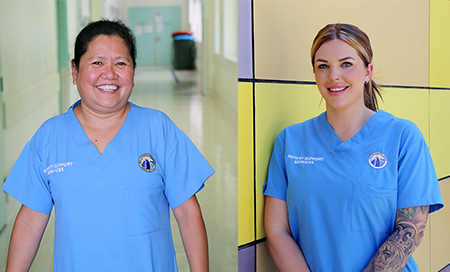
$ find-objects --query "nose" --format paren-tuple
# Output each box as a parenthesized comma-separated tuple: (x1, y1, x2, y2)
(330, 65, 340, 80)
(102, 64, 117, 79)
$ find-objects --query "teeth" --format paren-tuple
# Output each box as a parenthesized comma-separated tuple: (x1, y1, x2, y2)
(329, 87, 346, 92)
(98, 85, 118, 91)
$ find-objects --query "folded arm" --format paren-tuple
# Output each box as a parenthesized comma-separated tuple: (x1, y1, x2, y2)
(6, 205, 50, 272)
(363, 205, 429, 271)
(264, 196, 311, 272)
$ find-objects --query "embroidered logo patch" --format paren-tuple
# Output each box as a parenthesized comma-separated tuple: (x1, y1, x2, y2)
(368, 152, 387, 169)
(138, 154, 156, 172)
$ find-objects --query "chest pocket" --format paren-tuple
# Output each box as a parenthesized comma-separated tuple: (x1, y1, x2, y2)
(352, 182, 397, 234)
(123, 186, 169, 236)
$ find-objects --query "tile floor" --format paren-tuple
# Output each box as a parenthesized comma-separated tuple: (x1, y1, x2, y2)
(0, 66, 238, 271)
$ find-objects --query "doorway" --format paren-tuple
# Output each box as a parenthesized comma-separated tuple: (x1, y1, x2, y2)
(128, 6, 181, 66)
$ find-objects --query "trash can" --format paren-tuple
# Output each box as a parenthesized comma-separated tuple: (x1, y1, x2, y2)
(172, 31, 196, 70)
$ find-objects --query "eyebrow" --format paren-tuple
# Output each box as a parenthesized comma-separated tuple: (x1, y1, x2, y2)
(315, 56, 356, 63)
(89, 55, 132, 62)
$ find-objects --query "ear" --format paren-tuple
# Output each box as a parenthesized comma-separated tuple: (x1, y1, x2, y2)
(71, 60, 78, 85)
(365, 63, 374, 82)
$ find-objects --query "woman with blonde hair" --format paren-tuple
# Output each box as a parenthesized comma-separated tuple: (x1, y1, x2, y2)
(263, 23, 443, 271)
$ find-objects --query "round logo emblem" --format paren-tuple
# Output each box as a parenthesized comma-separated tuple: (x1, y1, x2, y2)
(139, 154, 156, 172)
(368, 152, 387, 169)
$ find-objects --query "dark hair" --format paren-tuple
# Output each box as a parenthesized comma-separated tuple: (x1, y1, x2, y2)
(72, 19, 137, 70)
(311, 23, 383, 111)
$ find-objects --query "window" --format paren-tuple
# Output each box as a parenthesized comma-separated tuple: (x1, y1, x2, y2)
(222, 0, 237, 62)
(214, 0, 221, 55)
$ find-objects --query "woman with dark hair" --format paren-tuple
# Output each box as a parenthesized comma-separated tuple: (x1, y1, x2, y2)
(3, 19, 213, 271)
(263, 23, 443, 271)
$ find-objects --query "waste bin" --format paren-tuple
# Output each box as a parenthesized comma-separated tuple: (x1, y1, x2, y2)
(172, 31, 196, 70)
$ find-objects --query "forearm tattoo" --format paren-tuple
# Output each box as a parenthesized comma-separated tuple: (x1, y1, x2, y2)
(363, 206, 429, 272)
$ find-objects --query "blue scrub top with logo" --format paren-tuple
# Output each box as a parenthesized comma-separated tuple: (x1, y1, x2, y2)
(263, 110, 443, 271)
(3, 101, 214, 271)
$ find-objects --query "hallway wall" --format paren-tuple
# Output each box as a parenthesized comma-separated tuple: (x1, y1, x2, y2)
(116, 0, 190, 29)
(0, 1, 61, 223)
(0, 0, 102, 227)
(238, 0, 450, 271)
(204, 0, 238, 124)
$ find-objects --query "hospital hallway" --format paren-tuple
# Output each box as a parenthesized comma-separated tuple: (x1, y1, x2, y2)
(0, 66, 238, 271)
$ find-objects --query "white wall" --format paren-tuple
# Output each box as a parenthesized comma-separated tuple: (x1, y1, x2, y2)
(0, 1, 61, 222)
(204, 0, 238, 123)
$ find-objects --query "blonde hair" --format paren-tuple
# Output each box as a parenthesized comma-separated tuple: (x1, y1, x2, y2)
(311, 23, 382, 111)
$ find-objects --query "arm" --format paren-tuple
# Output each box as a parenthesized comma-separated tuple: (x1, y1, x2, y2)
(264, 196, 311, 272)
(173, 195, 208, 272)
(363, 205, 429, 272)
(6, 205, 50, 272)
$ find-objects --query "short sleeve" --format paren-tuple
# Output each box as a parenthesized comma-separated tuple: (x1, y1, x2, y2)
(397, 124, 444, 213)
(163, 124, 214, 209)
(263, 131, 288, 201)
(2, 141, 54, 214)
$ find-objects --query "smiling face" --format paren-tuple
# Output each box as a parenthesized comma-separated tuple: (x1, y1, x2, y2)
(313, 39, 373, 113)
(72, 34, 135, 115)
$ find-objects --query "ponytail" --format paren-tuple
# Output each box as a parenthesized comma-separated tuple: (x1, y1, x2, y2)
(364, 79, 383, 111)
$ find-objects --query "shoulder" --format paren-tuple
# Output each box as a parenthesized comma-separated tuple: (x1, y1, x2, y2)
(130, 102, 172, 123)
(129, 102, 182, 139)
(278, 113, 324, 139)
(378, 110, 424, 144)
(32, 113, 67, 140)
(20, 113, 68, 159)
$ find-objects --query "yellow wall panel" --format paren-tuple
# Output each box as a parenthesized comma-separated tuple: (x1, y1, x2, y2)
(430, 0, 450, 88)
(254, 0, 429, 86)
(254, 83, 325, 239)
(238, 82, 255, 246)
(430, 90, 450, 179)
(378, 88, 430, 144)
(430, 177, 450, 271)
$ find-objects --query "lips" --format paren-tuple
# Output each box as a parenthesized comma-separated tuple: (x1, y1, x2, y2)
(97, 85, 119, 92)
(328, 86, 348, 92)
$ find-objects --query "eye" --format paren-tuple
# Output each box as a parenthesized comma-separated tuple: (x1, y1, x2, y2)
(92, 61, 102, 65)
(116, 62, 128, 66)
(342, 62, 353, 68)
(317, 64, 328, 69)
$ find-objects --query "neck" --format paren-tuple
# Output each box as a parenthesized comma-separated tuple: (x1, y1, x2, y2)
(74, 102, 130, 131)
(73, 101, 130, 154)
(326, 106, 375, 142)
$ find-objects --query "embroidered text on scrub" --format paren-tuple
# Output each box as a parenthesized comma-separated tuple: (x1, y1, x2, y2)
(287, 154, 325, 165)
(44, 162, 74, 175)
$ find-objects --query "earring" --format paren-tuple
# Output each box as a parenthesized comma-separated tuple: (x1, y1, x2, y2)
(364, 81, 368, 86)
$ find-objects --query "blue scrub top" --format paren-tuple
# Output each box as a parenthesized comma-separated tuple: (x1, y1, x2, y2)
(264, 110, 443, 271)
(3, 101, 214, 271)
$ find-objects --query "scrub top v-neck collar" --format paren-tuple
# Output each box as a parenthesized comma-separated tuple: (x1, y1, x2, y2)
(319, 110, 387, 158)
(65, 100, 138, 171)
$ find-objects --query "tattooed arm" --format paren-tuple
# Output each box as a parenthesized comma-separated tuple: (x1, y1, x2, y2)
(363, 205, 429, 272)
